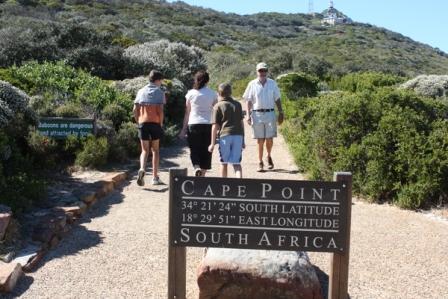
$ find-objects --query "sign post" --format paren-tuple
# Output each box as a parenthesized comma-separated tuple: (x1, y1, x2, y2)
(168, 168, 352, 299)
(329, 172, 352, 299)
(168, 168, 187, 299)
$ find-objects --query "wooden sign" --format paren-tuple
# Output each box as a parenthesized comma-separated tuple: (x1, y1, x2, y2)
(168, 169, 352, 299)
(38, 117, 95, 139)
(170, 176, 349, 252)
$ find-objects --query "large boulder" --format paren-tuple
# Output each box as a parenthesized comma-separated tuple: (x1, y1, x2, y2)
(197, 249, 323, 299)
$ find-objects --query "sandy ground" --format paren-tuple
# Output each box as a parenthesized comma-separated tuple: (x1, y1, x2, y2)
(8, 123, 448, 299)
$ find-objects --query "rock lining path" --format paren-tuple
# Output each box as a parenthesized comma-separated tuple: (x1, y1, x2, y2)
(8, 123, 448, 299)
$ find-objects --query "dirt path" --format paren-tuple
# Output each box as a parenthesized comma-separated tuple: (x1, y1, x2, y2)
(9, 123, 448, 299)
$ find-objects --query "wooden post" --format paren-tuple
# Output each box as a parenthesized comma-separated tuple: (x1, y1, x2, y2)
(168, 168, 187, 299)
(329, 172, 352, 299)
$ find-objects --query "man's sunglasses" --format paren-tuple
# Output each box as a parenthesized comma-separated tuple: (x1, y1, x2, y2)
(258, 69, 268, 73)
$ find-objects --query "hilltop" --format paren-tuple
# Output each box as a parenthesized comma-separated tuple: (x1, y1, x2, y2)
(1, 0, 448, 81)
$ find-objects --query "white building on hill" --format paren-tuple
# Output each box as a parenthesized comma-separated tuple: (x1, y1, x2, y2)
(321, 0, 352, 26)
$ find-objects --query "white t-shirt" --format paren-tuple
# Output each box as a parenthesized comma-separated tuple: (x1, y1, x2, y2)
(242, 78, 281, 110)
(186, 87, 218, 125)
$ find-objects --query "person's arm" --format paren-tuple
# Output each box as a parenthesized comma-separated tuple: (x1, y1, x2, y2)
(242, 83, 253, 125)
(208, 123, 220, 153)
(246, 100, 253, 125)
(275, 98, 284, 125)
(241, 120, 246, 149)
(178, 101, 191, 139)
(133, 104, 139, 123)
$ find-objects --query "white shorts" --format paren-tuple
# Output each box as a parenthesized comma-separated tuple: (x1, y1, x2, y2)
(251, 111, 277, 139)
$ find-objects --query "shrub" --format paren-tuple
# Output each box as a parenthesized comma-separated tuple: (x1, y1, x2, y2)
(108, 122, 139, 162)
(232, 77, 252, 99)
(6, 61, 132, 116)
(163, 78, 187, 125)
(55, 103, 83, 118)
(0, 25, 59, 68)
(64, 134, 83, 158)
(65, 45, 128, 80)
(27, 130, 58, 165)
(0, 132, 47, 213)
(400, 75, 448, 99)
(281, 87, 448, 209)
(113, 76, 148, 98)
(124, 40, 206, 87)
(329, 72, 406, 92)
(75, 136, 109, 168)
(101, 103, 129, 130)
(277, 72, 319, 100)
(0, 80, 36, 128)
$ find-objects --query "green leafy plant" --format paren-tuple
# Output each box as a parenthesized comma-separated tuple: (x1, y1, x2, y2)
(75, 136, 109, 168)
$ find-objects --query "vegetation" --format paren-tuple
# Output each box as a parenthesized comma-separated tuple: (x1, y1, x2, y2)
(281, 73, 448, 209)
(0, 0, 447, 86)
(1, 0, 448, 212)
(401, 75, 448, 99)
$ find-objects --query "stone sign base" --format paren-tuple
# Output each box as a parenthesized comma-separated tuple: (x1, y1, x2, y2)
(197, 248, 323, 299)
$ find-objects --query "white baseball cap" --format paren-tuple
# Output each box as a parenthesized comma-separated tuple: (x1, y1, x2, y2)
(256, 62, 269, 71)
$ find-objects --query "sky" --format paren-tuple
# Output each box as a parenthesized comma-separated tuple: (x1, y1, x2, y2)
(167, 0, 448, 53)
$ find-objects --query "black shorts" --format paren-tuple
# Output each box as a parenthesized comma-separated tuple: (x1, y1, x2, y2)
(138, 123, 163, 141)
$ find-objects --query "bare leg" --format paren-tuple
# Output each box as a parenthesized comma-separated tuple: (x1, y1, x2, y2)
(233, 164, 242, 178)
(200, 169, 207, 177)
(266, 138, 274, 158)
(151, 139, 160, 178)
(257, 138, 265, 162)
(140, 140, 150, 171)
(221, 164, 228, 178)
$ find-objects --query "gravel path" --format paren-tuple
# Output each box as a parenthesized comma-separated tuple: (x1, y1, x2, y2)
(9, 123, 448, 299)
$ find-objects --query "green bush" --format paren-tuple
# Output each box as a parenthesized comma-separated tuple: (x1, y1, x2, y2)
(277, 72, 319, 100)
(6, 61, 132, 117)
(55, 103, 83, 118)
(111, 122, 140, 160)
(75, 136, 109, 168)
(0, 132, 47, 213)
(27, 130, 58, 167)
(282, 87, 448, 209)
(64, 134, 84, 158)
(101, 103, 129, 130)
(232, 77, 252, 99)
(329, 72, 406, 92)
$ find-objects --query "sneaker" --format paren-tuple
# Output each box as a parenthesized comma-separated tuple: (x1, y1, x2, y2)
(267, 156, 274, 170)
(137, 169, 145, 186)
(257, 161, 264, 172)
(152, 176, 163, 185)
(194, 168, 202, 177)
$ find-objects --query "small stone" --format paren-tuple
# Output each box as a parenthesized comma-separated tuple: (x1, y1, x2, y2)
(103, 172, 127, 185)
(49, 236, 59, 249)
(0, 205, 12, 240)
(12, 244, 40, 267)
(0, 252, 15, 263)
(0, 262, 23, 293)
(76, 191, 96, 204)
(22, 250, 46, 273)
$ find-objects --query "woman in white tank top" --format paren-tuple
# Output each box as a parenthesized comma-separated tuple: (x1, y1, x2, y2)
(179, 71, 217, 176)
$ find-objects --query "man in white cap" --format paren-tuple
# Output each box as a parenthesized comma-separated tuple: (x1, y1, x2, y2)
(243, 62, 284, 172)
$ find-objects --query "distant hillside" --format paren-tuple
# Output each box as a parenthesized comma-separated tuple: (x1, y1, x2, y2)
(1, 0, 448, 81)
